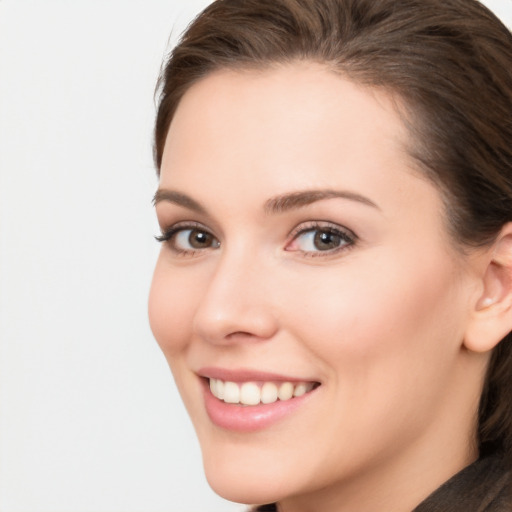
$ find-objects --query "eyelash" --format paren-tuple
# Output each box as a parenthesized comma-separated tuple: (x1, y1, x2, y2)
(285, 221, 357, 257)
(155, 221, 218, 256)
(155, 221, 357, 257)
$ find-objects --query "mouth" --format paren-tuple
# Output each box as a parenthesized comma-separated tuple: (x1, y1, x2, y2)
(208, 378, 319, 406)
(198, 370, 321, 432)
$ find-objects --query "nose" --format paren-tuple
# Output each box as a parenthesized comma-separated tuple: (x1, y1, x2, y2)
(192, 250, 279, 345)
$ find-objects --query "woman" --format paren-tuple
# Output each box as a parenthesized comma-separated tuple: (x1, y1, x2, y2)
(148, 0, 512, 510)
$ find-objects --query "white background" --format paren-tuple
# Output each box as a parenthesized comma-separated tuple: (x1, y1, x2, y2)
(0, 1, 511, 511)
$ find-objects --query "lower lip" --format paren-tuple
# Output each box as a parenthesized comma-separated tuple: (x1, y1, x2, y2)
(202, 379, 317, 432)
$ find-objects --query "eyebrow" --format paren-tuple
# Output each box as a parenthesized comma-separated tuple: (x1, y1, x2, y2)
(152, 187, 379, 215)
(264, 189, 380, 214)
(153, 189, 208, 214)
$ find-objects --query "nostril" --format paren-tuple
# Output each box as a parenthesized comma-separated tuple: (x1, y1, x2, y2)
(226, 331, 257, 338)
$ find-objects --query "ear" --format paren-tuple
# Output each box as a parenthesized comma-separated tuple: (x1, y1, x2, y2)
(464, 223, 512, 353)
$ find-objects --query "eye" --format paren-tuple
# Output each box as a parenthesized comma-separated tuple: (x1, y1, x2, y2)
(155, 224, 220, 254)
(174, 228, 219, 250)
(286, 223, 356, 255)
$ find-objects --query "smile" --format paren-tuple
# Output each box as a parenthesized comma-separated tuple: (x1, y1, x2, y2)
(200, 369, 321, 431)
(209, 378, 317, 406)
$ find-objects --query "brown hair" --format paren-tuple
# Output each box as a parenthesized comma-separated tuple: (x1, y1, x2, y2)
(154, 0, 512, 460)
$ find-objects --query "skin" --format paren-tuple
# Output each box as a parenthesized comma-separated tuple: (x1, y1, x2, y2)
(149, 63, 494, 512)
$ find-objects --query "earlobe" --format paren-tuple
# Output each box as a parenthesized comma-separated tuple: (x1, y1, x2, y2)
(464, 224, 512, 353)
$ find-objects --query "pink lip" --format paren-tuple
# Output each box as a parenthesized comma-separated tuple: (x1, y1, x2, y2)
(198, 366, 313, 383)
(198, 368, 320, 433)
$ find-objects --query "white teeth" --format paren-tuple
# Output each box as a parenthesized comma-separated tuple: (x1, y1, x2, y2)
(261, 382, 278, 404)
(293, 383, 307, 397)
(278, 382, 294, 401)
(223, 381, 240, 404)
(240, 382, 260, 405)
(216, 379, 224, 400)
(208, 378, 316, 405)
(210, 378, 224, 400)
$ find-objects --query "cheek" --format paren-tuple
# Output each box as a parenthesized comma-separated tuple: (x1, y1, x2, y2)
(148, 255, 197, 357)
(283, 248, 466, 380)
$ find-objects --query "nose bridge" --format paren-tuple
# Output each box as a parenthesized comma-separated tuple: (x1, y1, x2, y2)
(192, 243, 278, 343)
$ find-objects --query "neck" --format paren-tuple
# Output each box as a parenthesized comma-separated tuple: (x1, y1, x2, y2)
(277, 439, 477, 512)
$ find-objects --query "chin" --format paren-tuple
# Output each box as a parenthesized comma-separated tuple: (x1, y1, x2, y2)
(201, 445, 292, 505)
(205, 466, 284, 505)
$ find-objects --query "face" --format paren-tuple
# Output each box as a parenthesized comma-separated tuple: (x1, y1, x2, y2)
(149, 63, 482, 509)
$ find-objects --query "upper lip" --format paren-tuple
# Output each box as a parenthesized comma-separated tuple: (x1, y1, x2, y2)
(198, 367, 320, 383)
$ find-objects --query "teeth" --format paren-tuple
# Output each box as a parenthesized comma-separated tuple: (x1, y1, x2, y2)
(261, 382, 278, 404)
(278, 382, 294, 401)
(240, 382, 260, 405)
(293, 383, 307, 397)
(209, 378, 224, 400)
(208, 379, 316, 405)
(223, 381, 240, 404)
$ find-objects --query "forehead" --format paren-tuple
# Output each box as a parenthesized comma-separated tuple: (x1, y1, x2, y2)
(162, 62, 409, 182)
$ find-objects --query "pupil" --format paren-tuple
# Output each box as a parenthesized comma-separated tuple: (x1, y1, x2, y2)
(190, 229, 211, 248)
(314, 230, 340, 250)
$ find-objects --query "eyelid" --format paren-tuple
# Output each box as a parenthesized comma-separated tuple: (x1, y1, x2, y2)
(285, 221, 357, 256)
(155, 220, 209, 242)
(155, 221, 219, 256)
